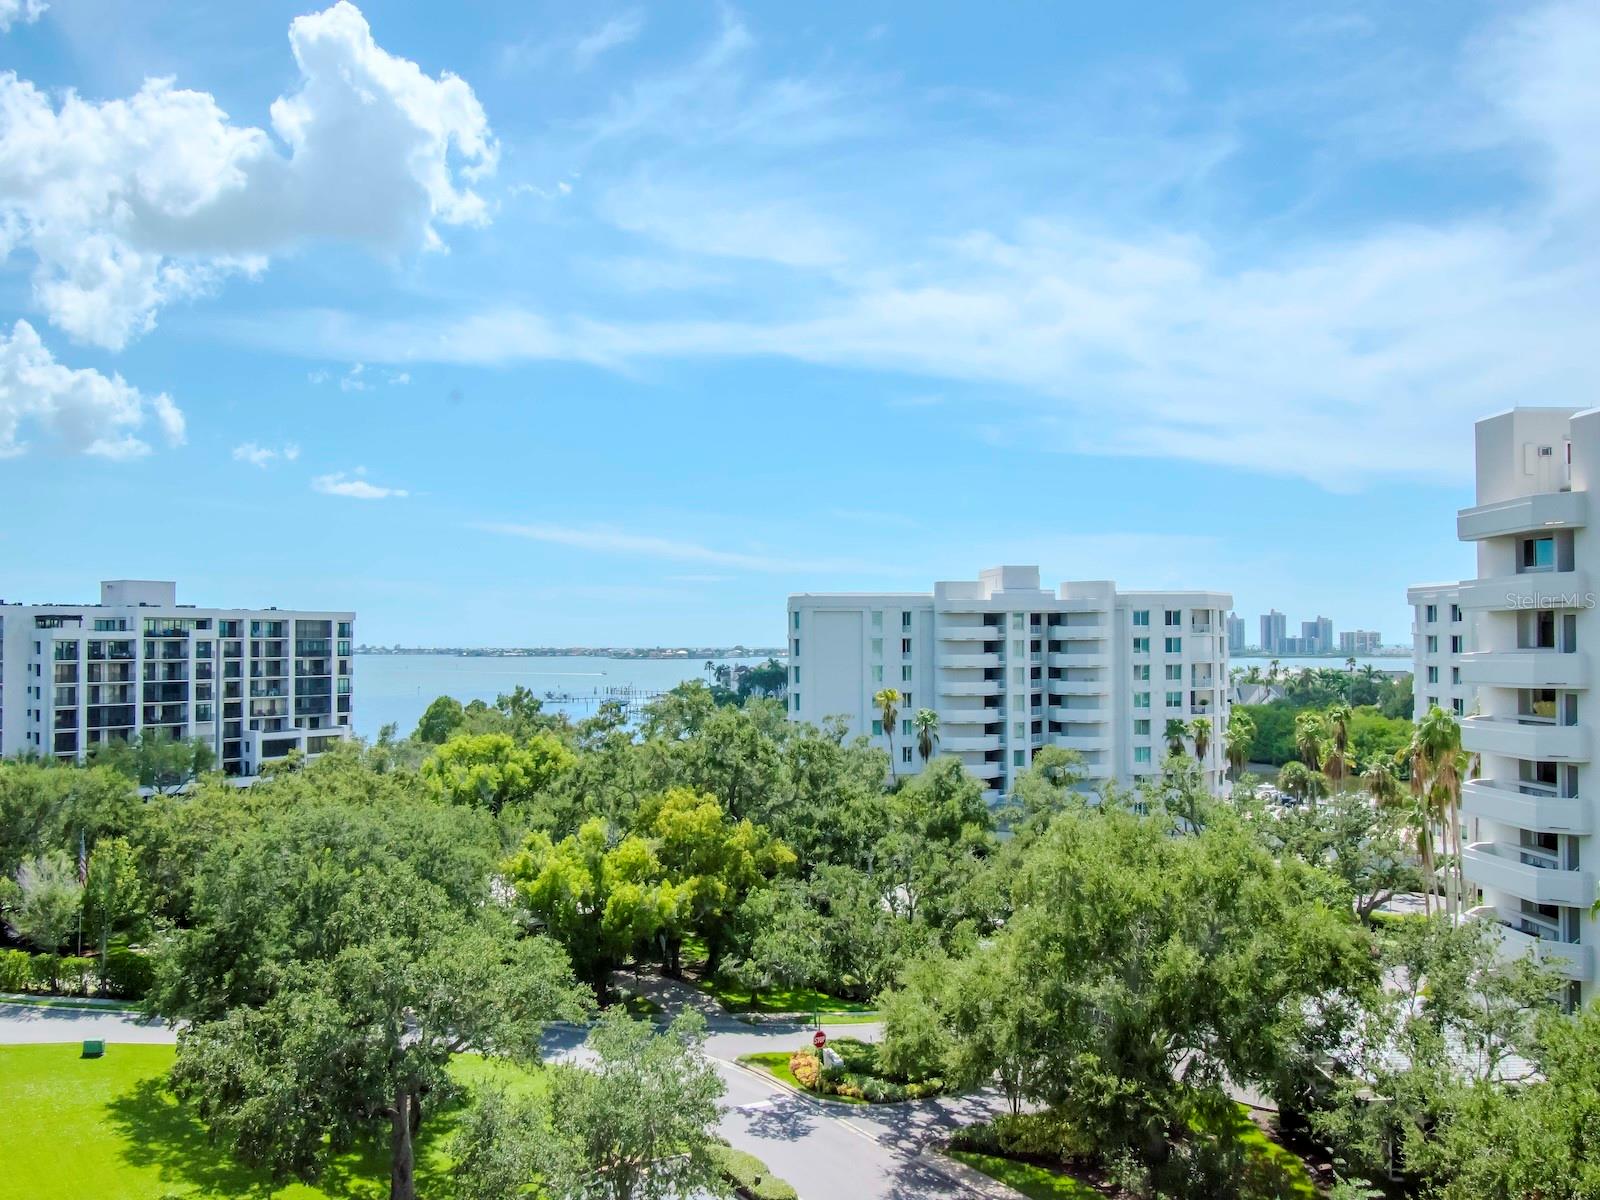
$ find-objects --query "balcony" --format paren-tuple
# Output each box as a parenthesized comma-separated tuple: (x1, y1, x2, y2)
(1463, 842, 1594, 906)
(1049, 650, 1111, 670)
(1456, 568, 1589, 612)
(940, 653, 1000, 670)
(1458, 649, 1587, 689)
(1461, 778, 1591, 834)
(1051, 732, 1112, 751)
(1049, 705, 1109, 723)
(1460, 715, 1589, 761)
(940, 679, 1002, 697)
(1469, 906, 1593, 981)
(1457, 489, 1587, 541)
(1049, 678, 1110, 696)
(944, 735, 1001, 753)
(938, 625, 990, 641)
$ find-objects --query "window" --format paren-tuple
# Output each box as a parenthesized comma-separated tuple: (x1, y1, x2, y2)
(1014, 722, 1025, 738)
(1014, 639, 1026, 656)
(1426, 635, 1438, 653)
(902, 746, 913, 763)
(871, 638, 883, 656)
(1134, 746, 1152, 765)
(1452, 667, 1461, 684)
(1164, 637, 1182, 654)
(1452, 698, 1465, 716)
(902, 611, 913, 629)
(792, 638, 800, 656)
(792, 667, 800, 685)
(1134, 692, 1151, 709)
(901, 665, 912, 682)
(1424, 604, 1437, 623)
(1427, 696, 1438, 709)
(872, 665, 883, 682)
(1450, 604, 1462, 623)
(1427, 666, 1439, 684)
(1133, 719, 1150, 735)
(1133, 637, 1150, 654)
(871, 610, 883, 630)
(1132, 610, 1150, 627)
(901, 719, 912, 736)
(1450, 635, 1464, 653)
(1012, 613, 1024, 630)
(1165, 664, 1182, 681)
(1166, 691, 1182, 708)
(1133, 664, 1150, 681)
(793, 611, 800, 630)
(1164, 609, 1181, 627)
(1013, 750, 1025, 767)
(1521, 537, 1555, 571)
(901, 638, 912, 654)
(871, 719, 883, 735)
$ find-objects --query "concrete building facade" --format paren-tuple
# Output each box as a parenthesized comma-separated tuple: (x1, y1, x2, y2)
(1412, 407, 1599, 1006)
(0, 580, 353, 778)
(1260, 610, 1286, 656)
(787, 566, 1231, 801)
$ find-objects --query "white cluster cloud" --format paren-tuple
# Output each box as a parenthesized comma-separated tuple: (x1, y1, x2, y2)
(232, 441, 300, 468)
(313, 468, 407, 500)
(307, 362, 409, 391)
(0, 0, 45, 33)
(0, 1, 496, 350)
(0, 320, 184, 459)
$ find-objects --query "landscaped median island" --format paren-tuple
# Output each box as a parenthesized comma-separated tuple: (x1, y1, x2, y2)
(739, 1036, 945, 1104)
(708, 1145, 800, 1200)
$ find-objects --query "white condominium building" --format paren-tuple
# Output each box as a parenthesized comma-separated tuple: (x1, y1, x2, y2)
(1406, 584, 1472, 718)
(0, 580, 354, 779)
(787, 566, 1232, 800)
(1415, 407, 1599, 1007)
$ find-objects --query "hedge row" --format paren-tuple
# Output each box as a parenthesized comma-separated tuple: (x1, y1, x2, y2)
(788, 1046, 945, 1103)
(0, 947, 153, 999)
(709, 1145, 799, 1200)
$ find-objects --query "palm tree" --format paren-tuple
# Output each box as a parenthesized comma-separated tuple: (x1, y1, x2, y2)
(1189, 716, 1212, 766)
(912, 708, 940, 765)
(1164, 717, 1188, 757)
(1325, 703, 1352, 791)
(1278, 760, 1310, 803)
(1402, 733, 1438, 916)
(1268, 658, 1281, 683)
(1293, 711, 1326, 771)
(1224, 711, 1255, 781)
(1345, 656, 1357, 673)
(1363, 759, 1402, 810)
(1244, 665, 1263, 685)
(874, 688, 902, 778)
(1418, 706, 1465, 916)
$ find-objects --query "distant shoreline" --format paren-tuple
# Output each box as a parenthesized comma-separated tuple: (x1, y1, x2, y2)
(1231, 652, 1409, 660)
(355, 646, 786, 661)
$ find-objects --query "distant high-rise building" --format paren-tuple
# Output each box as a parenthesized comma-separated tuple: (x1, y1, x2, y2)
(1226, 612, 1246, 653)
(1260, 610, 1286, 655)
(1300, 616, 1334, 654)
(0, 579, 354, 778)
(1339, 630, 1382, 654)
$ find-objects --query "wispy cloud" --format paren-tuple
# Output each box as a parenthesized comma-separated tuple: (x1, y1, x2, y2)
(313, 469, 407, 500)
(476, 521, 872, 573)
(573, 11, 645, 70)
(233, 441, 300, 468)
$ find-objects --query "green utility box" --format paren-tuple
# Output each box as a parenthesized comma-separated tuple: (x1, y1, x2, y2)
(81, 1039, 105, 1059)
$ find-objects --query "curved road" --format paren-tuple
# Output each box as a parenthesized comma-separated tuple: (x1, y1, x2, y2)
(1, 986, 1018, 1200)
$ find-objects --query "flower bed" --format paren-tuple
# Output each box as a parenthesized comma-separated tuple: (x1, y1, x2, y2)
(785, 1037, 945, 1103)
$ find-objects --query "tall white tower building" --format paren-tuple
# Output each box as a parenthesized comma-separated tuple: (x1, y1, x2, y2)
(0, 580, 354, 779)
(787, 566, 1231, 800)
(1415, 408, 1598, 1008)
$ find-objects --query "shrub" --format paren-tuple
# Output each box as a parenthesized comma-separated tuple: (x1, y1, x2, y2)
(99, 947, 155, 999)
(0, 949, 32, 992)
(950, 1112, 1086, 1162)
(29, 954, 63, 990)
(709, 1145, 799, 1200)
(789, 1050, 821, 1090)
(55, 956, 90, 995)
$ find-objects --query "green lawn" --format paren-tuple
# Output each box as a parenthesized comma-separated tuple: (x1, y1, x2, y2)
(947, 1151, 1101, 1199)
(0, 993, 141, 1011)
(0, 1042, 544, 1199)
(1198, 1103, 1316, 1200)
(696, 977, 876, 1015)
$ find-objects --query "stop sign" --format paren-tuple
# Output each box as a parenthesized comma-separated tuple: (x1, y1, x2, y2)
(812, 1030, 827, 1049)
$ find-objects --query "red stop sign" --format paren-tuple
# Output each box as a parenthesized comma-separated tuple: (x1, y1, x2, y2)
(812, 1030, 827, 1049)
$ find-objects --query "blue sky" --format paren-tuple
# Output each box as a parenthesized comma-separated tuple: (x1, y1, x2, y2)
(2, 0, 1596, 645)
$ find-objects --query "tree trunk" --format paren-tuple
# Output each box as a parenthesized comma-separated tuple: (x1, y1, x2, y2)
(390, 1087, 416, 1200)
(705, 932, 724, 979)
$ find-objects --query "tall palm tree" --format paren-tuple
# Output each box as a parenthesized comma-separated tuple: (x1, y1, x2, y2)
(1345, 656, 1357, 673)
(1164, 717, 1188, 757)
(1418, 706, 1466, 916)
(1189, 716, 1212, 766)
(1402, 733, 1438, 916)
(874, 688, 902, 779)
(912, 708, 940, 765)
(1268, 659, 1281, 683)
(1363, 759, 1402, 811)
(1293, 711, 1326, 771)
(1224, 710, 1255, 781)
(1325, 703, 1352, 791)
(1244, 665, 1263, 685)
